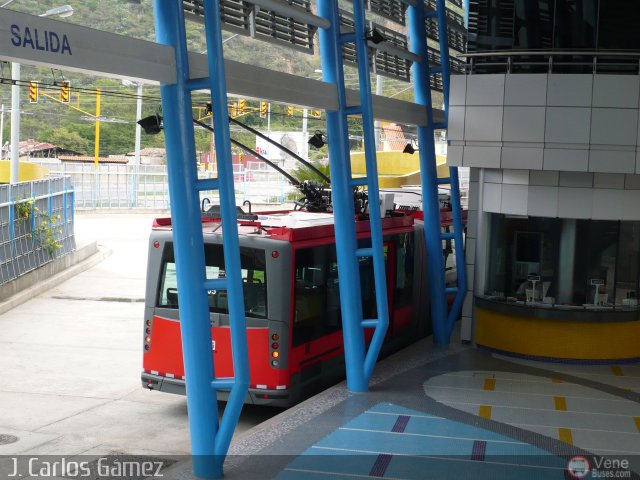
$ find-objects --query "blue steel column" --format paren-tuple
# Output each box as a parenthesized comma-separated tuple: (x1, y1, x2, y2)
(436, 0, 467, 337)
(463, 0, 470, 27)
(202, 0, 250, 465)
(317, 0, 367, 391)
(351, 0, 390, 381)
(154, 3, 220, 478)
(408, 3, 449, 344)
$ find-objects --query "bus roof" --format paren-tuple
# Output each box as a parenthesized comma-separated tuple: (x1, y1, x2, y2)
(152, 210, 416, 243)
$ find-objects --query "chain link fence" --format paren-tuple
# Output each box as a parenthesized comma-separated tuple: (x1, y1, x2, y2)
(0, 177, 75, 286)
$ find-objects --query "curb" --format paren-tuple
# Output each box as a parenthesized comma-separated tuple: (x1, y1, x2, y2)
(0, 242, 112, 316)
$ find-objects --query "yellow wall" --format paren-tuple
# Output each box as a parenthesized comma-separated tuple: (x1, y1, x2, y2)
(475, 307, 640, 361)
(350, 151, 449, 188)
(0, 161, 49, 183)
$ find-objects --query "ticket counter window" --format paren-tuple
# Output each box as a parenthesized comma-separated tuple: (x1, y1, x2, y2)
(485, 215, 640, 308)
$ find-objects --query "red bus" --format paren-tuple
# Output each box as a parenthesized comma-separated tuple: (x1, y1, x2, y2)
(142, 209, 459, 406)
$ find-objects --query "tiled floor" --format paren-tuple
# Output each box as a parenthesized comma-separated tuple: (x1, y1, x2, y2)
(168, 339, 640, 479)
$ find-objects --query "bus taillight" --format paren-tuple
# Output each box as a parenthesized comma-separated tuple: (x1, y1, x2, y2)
(144, 320, 152, 351)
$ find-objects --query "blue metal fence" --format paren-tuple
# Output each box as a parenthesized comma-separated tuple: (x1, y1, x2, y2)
(0, 178, 75, 287)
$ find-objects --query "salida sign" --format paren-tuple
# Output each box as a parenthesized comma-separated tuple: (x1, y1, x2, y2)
(10, 24, 72, 55)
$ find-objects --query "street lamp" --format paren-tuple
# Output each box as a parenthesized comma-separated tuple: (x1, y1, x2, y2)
(3, 2, 74, 183)
(39, 5, 74, 17)
(122, 79, 144, 166)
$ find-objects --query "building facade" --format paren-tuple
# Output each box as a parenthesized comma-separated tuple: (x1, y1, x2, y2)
(451, 1, 640, 361)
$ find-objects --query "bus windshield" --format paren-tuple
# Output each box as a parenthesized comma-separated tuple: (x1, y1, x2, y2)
(158, 243, 267, 319)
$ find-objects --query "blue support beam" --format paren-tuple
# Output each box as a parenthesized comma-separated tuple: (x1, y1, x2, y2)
(317, 0, 390, 392)
(317, 0, 368, 392)
(201, 0, 250, 465)
(409, 0, 468, 343)
(351, 0, 390, 383)
(154, 1, 249, 477)
(408, 3, 449, 345)
(154, 3, 220, 477)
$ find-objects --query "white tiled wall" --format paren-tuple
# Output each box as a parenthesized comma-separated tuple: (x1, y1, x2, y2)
(450, 73, 640, 176)
(527, 186, 559, 217)
(589, 150, 635, 173)
(590, 109, 638, 146)
(545, 107, 591, 145)
(592, 76, 640, 108)
(543, 148, 589, 171)
(501, 146, 543, 169)
(504, 74, 547, 106)
(547, 75, 592, 107)
(592, 189, 625, 220)
(472, 168, 640, 221)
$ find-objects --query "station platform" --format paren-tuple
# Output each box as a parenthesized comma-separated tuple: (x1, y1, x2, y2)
(168, 332, 640, 480)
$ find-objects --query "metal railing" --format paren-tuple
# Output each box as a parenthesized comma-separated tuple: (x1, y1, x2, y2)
(31, 161, 294, 210)
(0, 177, 75, 287)
(461, 50, 640, 75)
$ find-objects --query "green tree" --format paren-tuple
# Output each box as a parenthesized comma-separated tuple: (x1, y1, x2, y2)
(43, 127, 90, 155)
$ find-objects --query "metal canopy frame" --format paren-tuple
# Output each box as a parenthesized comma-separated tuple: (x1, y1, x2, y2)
(0, 1, 467, 476)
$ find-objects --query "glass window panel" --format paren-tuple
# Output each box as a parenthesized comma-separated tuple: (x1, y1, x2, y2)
(572, 220, 618, 305)
(486, 214, 560, 301)
(554, 0, 597, 48)
(615, 222, 640, 304)
(598, 0, 640, 50)
(395, 233, 415, 308)
(513, 0, 554, 49)
(293, 245, 341, 346)
(157, 243, 268, 319)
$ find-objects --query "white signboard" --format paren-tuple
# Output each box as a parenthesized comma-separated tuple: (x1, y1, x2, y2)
(255, 131, 306, 170)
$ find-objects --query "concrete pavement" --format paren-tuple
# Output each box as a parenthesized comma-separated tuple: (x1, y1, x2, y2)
(0, 212, 276, 461)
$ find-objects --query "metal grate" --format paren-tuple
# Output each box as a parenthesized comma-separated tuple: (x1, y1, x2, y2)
(427, 47, 466, 92)
(426, 0, 466, 33)
(253, 0, 316, 53)
(425, 16, 467, 53)
(183, 0, 315, 53)
(339, 10, 412, 82)
(367, 0, 406, 26)
(184, 0, 252, 36)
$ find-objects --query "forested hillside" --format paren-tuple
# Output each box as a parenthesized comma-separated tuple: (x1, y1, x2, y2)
(0, 1, 420, 157)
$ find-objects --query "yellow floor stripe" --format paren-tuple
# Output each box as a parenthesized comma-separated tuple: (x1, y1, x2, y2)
(478, 405, 492, 419)
(634, 417, 640, 432)
(558, 428, 573, 445)
(483, 378, 496, 391)
(551, 378, 563, 384)
(612, 366, 624, 376)
(554, 396, 567, 411)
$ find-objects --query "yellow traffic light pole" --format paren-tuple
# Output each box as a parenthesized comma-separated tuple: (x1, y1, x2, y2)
(39, 87, 102, 170)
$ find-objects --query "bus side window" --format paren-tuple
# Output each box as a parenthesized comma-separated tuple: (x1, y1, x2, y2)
(167, 288, 179, 307)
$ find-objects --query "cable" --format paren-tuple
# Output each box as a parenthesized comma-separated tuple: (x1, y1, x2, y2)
(228, 116, 331, 185)
(192, 118, 300, 186)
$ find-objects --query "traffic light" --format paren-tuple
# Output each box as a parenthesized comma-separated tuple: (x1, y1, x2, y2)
(206, 102, 212, 115)
(239, 99, 246, 115)
(230, 102, 238, 118)
(311, 109, 322, 119)
(260, 101, 268, 118)
(28, 81, 38, 104)
(59, 81, 70, 103)
(286, 105, 294, 117)
(238, 152, 244, 163)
